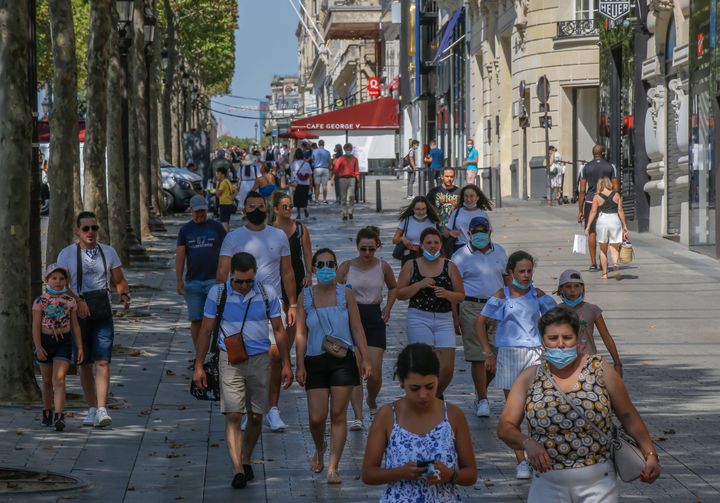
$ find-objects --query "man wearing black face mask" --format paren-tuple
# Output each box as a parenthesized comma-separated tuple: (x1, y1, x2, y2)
(216, 191, 298, 431)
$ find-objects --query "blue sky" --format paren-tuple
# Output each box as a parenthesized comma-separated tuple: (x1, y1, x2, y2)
(212, 1, 299, 139)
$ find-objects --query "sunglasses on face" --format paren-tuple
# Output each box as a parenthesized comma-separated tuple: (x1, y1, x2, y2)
(279, 204, 292, 210)
(81, 225, 99, 233)
(359, 247, 377, 253)
(315, 260, 337, 269)
(232, 278, 255, 286)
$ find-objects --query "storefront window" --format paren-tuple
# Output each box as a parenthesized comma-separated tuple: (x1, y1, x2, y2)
(575, 0, 595, 20)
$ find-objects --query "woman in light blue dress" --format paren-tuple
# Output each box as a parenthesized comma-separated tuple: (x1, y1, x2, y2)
(362, 343, 477, 502)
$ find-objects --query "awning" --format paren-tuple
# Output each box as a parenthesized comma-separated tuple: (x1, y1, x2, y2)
(37, 118, 86, 143)
(290, 97, 399, 132)
(431, 7, 464, 65)
(278, 130, 319, 140)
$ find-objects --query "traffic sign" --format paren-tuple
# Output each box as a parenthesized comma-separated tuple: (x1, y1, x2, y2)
(536, 76, 549, 105)
(368, 77, 380, 97)
(334, 98, 344, 108)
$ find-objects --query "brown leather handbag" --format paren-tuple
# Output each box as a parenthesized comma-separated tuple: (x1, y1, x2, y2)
(223, 295, 252, 364)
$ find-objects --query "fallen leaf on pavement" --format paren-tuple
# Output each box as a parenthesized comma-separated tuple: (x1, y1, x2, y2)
(166, 370, 176, 376)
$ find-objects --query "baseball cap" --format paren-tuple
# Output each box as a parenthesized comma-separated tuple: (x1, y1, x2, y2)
(189, 195, 208, 211)
(468, 216, 492, 231)
(558, 269, 584, 288)
(45, 263, 68, 280)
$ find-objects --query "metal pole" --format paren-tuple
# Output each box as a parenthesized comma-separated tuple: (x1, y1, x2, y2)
(522, 126, 528, 200)
(544, 74, 551, 206)
(29, 0, 42, 299)
(375, 179, 382, 212)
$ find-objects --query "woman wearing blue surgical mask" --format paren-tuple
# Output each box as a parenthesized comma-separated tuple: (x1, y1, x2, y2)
(397, 228, 465, 397)
(498, 307, 660, 502)
(295, 248, 372, 485)
(392, 196, 440, 266)
(475, 250, 556, 479)
(554, 269, 622, 376)
(445, 185, 493, 255)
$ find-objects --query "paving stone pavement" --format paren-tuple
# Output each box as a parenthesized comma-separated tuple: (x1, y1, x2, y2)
(2, 176, 720, 502)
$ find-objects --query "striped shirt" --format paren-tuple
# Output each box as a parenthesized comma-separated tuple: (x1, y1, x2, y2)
(203, 281, 282, 355)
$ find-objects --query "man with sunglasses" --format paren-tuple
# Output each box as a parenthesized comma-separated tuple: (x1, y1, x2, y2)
(217, 191, 297, 431)
(195, 252, 292, 489)
(56, 212, 131, 428)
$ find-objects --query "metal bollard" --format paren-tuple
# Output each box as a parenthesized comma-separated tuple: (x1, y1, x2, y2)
(376, 179, 382, 212)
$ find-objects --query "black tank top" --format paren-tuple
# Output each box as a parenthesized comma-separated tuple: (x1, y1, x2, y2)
(409, 259, 453, 313)
(281, 223, 305, 302)
(598, 191, 619, 214)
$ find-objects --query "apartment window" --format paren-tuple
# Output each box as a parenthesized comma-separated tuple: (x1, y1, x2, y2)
(575, 0, 595, 20)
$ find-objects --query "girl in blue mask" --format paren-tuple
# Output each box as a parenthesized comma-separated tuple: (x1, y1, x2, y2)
(498, 307, 660, 500)
(396, 228, 465, 398)
(295, 248, 372, 484)
(446, 185, 493, 255)
(555, 269, 622, 376)
(475, 250, 556, 480)
(392, 196, 440, 266)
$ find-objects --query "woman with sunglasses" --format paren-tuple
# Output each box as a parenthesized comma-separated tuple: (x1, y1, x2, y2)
(337, 226, 398, 429)
(295, 248, 372, 484)
(397, 227, 465, 398)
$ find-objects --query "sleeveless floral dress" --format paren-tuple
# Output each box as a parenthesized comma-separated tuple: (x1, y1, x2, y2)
(380, 401, 460, 503)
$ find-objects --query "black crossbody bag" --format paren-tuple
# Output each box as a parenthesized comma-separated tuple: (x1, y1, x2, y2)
(190, 285, 228, 401)
(77, 244, 113, 321)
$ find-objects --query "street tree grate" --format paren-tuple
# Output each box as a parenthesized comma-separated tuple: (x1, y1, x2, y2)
(0, 468, 87, 494)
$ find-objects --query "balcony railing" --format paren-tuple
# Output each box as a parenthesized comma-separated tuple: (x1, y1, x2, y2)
(556, 19, 599, 39)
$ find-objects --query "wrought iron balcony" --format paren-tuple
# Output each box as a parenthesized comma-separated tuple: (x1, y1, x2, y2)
(556, 19, 599, 39)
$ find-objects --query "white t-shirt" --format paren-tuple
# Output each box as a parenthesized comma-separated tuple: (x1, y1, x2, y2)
(397, 217, 437, 245)
(219, 225, 290, 295)
(451, 243, 507, 298)
(447, 207, 490, 245)
(550, 153, 565, 188)
(57, 243, 122, 294)
(293, 161, 313, 186)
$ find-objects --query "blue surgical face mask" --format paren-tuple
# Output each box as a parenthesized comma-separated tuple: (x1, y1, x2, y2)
(422, 249, 441, 261)
(464, 202, 477, 209)
(316, 267, 336, 285)
(545, 347, 578, 369)
(562, 294, 584, 308)
(471, 231, 490, 249)
(47, 286, 68, 295)
(467, 144, 473, 150)
(414, 211, 427, 220)
(512, 278, 532, 290)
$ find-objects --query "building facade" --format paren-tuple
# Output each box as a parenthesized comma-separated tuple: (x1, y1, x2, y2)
(264, 75, 301, 141)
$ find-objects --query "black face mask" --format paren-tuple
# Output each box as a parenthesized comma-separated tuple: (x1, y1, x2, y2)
(246, 208, 266, 225)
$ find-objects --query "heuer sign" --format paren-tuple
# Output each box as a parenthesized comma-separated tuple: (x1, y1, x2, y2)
(598, 0, 631, 22)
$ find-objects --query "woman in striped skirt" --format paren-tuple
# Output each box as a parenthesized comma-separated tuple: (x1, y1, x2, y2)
(474, 250, 556, 480)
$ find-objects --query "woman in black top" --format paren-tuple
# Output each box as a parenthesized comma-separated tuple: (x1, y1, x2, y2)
(397, 227, 465, 396)
(272, 191, 312, 302)
(584, 177, 629, 279)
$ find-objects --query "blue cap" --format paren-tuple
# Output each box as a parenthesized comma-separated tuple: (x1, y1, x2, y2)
(468, 216, 492, 231)
(189, 195, 208, 211)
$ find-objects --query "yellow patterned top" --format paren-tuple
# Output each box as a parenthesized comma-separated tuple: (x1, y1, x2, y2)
(525, 355, 613, 469)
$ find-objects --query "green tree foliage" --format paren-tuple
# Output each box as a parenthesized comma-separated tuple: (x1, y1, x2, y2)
(217, 134, 256, 149)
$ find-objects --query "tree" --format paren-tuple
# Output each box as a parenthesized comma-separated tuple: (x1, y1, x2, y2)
(0, 1, 40, 402)
(46, 0, 80, 264)
(131, 0, 151, 238)
(217, 134, 256, 149)
(82, 0, 112, 241)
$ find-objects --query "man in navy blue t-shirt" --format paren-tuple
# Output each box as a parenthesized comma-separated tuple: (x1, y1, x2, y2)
(176, 195, 226, 350)
(424, 140, 444, 185)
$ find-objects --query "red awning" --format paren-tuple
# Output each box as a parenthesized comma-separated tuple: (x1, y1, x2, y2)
(37, 118, 86, 143)
(278, 130, 319, 140)
(290, 97, 399, 132)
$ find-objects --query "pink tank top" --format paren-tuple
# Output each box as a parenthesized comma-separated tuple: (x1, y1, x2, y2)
(347, 260, 384, 305)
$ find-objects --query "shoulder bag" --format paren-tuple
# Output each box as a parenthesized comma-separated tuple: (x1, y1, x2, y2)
(190, 285, 228, 401)
(544, 366, 646, 482)
(619, 241, 634, 264)
(310, 287, 350, 359)
(223, 284, 271, 365)
(392, 218, 411, 260)
(77, 244, 113, 321)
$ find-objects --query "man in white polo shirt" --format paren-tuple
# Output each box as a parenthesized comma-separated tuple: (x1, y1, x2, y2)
(451, 216, 509, 417)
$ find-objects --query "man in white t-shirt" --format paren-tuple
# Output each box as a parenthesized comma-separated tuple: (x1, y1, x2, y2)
(451, 215, 508, 418)
(216, 191, 297, 432)
(56, 211, 131, 428)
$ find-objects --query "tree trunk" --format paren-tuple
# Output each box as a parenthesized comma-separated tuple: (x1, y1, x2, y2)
(131, 0, 151, 239)
(82, 0, 111, 242)
(106, 6, 129, 265)
(149, 15, 163, 216)
(47, 0, 79, 264)
(0, 1, 40, 402)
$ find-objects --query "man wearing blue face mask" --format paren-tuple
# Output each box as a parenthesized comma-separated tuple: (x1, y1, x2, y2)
(463, 139, 479, 186)
(451, 216, 509, 417)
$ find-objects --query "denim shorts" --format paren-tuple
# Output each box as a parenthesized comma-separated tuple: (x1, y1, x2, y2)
(75, 317, 115, 364)
(36, 333, 73, 366)
(184, 279, 216, 321)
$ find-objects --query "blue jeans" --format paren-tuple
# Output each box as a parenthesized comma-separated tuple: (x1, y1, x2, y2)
(76, 317, 115, 364)
(185, 279, 216, 321)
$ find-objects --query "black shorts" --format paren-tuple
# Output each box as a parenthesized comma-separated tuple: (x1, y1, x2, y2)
(36, 333, 73, 365)
(293, 184, 310, 209)
(583, 201, 596, 233)
(219, 204, 235, 223)
(358, 304, 386, 350)
(304, 352, 360, 390)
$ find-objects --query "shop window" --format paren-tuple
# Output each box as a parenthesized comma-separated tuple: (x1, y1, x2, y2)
(575, 0, 595, 20)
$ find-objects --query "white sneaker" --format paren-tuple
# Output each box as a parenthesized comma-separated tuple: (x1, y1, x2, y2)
(516, 460, 531, 480)
(475, 399, 490, 417)
(82, 407, 97, 427)
(349, 419, 363, 431)
(264, 406, 287, 432)
(94, 407, 112, 428)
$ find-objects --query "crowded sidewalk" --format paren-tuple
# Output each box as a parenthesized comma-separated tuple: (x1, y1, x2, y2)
(2, 178, 719, 502)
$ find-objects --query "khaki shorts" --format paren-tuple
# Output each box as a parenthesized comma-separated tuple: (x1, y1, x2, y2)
(218, 351, 270, 415)
(459, 300, 497, 362)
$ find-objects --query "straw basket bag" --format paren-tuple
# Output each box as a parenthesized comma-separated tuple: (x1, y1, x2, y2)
(619, 241, 634, 264)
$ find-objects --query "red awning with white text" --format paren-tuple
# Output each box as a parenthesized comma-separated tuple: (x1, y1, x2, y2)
(290, 97, 399, 132)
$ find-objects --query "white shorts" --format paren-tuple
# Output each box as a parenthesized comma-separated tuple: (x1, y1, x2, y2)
(596, 213, 623, 244)
(313, 168, 329, 185)
(494, 346, 542, 390)
(406, 308, 456, 349)
(528, 462, 619, 503)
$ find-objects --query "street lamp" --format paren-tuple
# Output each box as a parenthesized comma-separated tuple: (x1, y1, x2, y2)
(160, 43, 169, 72)
(143, 10, 155, 44)
(115, 0, 148, 260)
